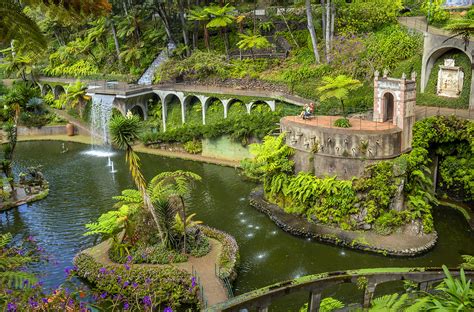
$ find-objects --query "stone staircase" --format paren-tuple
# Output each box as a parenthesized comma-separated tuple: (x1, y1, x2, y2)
(138, 42, 176, 85)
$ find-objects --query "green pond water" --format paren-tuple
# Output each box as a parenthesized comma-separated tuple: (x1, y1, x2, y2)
(2, 141, 473, 310)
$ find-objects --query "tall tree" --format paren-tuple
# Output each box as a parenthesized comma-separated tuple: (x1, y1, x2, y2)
(188, 6, 211, 50)
(109, 115, 165, 241)
(205, 4, 235, 54)
(305, 0, 320, 63)
(0, 0, 47, 50)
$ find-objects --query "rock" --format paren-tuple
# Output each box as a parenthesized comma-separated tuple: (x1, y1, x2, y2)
(362, 224, 371, 230)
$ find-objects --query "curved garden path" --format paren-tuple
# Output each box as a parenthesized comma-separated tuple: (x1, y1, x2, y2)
(82, 238, 228, 307)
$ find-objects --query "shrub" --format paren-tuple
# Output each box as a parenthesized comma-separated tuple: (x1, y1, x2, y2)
(74, 253, 200, 310)
(198, 226, 239, 280)
(184, 140, 202, 154)
(333, 118, 351, 128)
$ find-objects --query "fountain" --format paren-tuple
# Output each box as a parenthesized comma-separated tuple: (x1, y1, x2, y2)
(110, 161, 117, 174)
(82, 94, 116, 158)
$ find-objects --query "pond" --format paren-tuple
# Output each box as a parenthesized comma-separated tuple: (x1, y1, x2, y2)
(2, 141, 473, 310)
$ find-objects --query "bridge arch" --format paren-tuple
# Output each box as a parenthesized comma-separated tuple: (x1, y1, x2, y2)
(41, 84, 53, 96)
(53, 85, 66, 99)
(247, 100, 276, 114)
(225, 99, 245, 118)
(183, 95, 204, 124)
(153, 90, 186, 131)
(130, 105, 145, 120)
(203, 97, 225, 125)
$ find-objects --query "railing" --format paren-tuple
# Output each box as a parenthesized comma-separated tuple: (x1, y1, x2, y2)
(398, 16, 457, 37)
(205, 267, 474, 312)
(192, 266, 209, 309)
(215, 264, 234, 299)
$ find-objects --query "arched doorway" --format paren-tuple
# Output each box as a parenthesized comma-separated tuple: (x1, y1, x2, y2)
(54, 85, 65, 100)
(383, 93, 394, 122)
(130, 105, 145, 120)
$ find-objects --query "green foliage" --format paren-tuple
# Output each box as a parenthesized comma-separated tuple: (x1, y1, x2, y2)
(183, 140, 202, 154)
(336, 0, 402, 34)
(318, 75, 362, 116)
(370, 293, 410, 311)
(236, 31, 271, 51)
(333, 118, 351, 128)
(460, 255, 474, 270)
(374, 211, 404, 235)
(362, 25, 422, 73)
(155, 51, 229, 83)
(74, 253, 200, 310)
(422, 0, 450, 25)
(299, 297, 344, 312)
(240, 133, 294, 183)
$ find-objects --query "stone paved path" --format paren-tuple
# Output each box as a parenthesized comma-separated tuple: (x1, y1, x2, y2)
(83, 238, 228, 307)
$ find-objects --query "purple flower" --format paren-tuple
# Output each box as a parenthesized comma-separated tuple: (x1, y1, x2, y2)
(6, 289, 12, 294)
(99, 267, 108, 274)
(145, 278, 151, 284)
(22, 279, 29, 287)
(124, 263, 130, 271)
(100, 292, 108, 299)
(64, 266, 76, 277)
(7, 302, 16, 312)
(123, 281, 129, 288)
(123, 302, 130, 310)
(132, 282, 138, 288)
(42, 298, 48, 304)
(126, 255, 133, 263)
(28, 298, 38, 308)
(164, 307, 173, 312)
(143, 296, 152, 307)
(117, 276, 122, 283)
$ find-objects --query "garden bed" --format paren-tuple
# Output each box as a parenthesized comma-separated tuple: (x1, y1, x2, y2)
(249, 187, 437, 257)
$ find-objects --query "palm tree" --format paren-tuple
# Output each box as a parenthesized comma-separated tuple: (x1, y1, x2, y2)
(109, 114, 165, 241)
(205, 4, 236, 54)
(188, 6, 211, 50)
(64, 80, 91, 119)
(148, 170, 202, 254)
(236, 31, 271, 58)
(317, 75, 362, 117)
(0, 0, 46, 51)
(445, 18, 474, 50)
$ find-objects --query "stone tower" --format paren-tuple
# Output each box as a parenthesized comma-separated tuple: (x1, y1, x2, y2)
(373, 71, 416, 152)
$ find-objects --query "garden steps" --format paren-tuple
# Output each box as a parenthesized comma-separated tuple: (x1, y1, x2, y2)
(82, 237, 229, 307)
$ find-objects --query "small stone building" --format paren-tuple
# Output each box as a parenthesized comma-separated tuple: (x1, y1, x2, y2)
(281, 72, 416, 179)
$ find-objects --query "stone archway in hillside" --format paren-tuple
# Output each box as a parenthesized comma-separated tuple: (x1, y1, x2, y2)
(421, 32, 474, 108)
(163, 93, 184, 128)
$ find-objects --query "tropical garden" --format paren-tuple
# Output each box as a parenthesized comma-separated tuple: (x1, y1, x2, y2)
(0, 0, 473, 311)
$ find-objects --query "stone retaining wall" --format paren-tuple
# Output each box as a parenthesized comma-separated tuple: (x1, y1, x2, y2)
(249, 188, 437, 256)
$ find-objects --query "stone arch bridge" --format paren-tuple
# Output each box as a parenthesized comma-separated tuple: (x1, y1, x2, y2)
(37, 79, 302, 131)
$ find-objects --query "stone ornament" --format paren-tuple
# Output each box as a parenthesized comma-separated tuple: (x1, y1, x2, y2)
(437, 58, 464, 98)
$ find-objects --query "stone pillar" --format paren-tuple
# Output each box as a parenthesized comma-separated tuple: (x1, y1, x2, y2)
(202, 100, 207, 125)
(181, 100, 186, 124)
(363, 282, 377, 308)
(162, 97, 167, 132)
(470, 66, 474, 109)
(307, 291, 322, 312)
(246, 103, 253, 114)
(222, 99, 230, 118)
